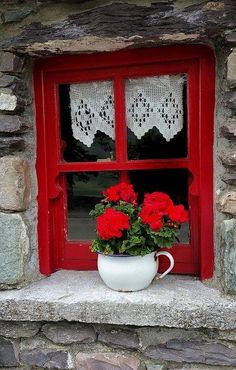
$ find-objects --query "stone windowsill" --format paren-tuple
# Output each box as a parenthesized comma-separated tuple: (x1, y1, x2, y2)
(0, 271, 235, 330)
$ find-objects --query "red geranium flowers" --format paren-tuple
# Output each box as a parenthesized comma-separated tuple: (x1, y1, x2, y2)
(90, 182, 188, 256)
(96, 208, 130, 240)
(103, 182, 137, 205)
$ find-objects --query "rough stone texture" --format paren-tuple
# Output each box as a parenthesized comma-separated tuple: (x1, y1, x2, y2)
(0, 156, 31, 211)
(226, 31, 236, 45)
(0, 337, 19, 366)
(0, 92, 17, 111)
(0, 74, 18, 88)
(227, 49, 236, 86)
(0, 272, 235, 329)
(144, 339, 236, 366)
(0, 1, 235, 55)
(0, 212, 29, 285)
(0, 114, 28, 133)
(217, 191, 236, 215)
(146, 365, 167, 370)
(0, 321, 40, 338)
(220, 149, 236, 166)
(219, 329, 236, 341)
(225, 91, 236, 110)
(221, 173, 236, 185)
(98, 328, 140, 350)
(42, 322, 96, 344)
(21, 348, 73, 369)
(221, 219, 236, 294)
(76, 352, 141, 370)
(0, 137, 25, 156)
(221, 120, 236, 140)
(0, 52, 24, 73)
(3, 7, 34, 23)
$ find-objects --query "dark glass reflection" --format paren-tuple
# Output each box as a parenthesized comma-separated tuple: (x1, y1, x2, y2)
(67, 172, 119, 240)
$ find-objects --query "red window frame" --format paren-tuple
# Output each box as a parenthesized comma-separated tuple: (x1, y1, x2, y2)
(34, 45, 215, 280)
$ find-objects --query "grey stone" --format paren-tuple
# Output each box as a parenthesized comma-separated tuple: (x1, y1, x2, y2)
(0, 75, 18, 88)
(0, 212, 29, 285)
(227, 49, 236, 87)
(0, 52, 24, 73)
(0, 272, 235, 330)
(221, 173, 236, 186)
(0, 321, 40, 338)
(146, 365, 167, 370)
(221, 219, 236, 294)
(0, 114, 28, 133)
(220, 149, 236, 166)
(0, 137, 25, 156)
(98, 328, 139, 350)
(217, 191, 236, 215)
(76, 352, 140, 370)
(144, 339, 236, 366)
(42, 322, 96, 344)
(226, 31, 236, 45)
(0, 92, 17, 111)
(0, 156, 31, 211)
(21, 348, 72, 369)
(220, 120, 236, 140)
(0, 337, 19, 366)
(219, 329, 236, 341)
(3, 7, 34, 23)
(225, 91, 236, 110)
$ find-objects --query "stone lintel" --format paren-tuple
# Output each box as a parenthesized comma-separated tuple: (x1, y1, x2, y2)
(0, 272, 235, 330)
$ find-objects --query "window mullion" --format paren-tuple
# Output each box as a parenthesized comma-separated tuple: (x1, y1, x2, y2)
(114, 76, 127, 162)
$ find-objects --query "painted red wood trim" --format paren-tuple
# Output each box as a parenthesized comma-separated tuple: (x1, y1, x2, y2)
(34, 45, 215, 279)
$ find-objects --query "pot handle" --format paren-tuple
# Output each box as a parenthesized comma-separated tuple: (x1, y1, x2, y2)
(155, 251, 174, 279)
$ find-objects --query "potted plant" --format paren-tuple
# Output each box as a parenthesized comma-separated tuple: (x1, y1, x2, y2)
(90, 182, 188, 292)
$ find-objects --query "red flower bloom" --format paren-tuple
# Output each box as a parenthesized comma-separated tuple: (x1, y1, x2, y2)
(139, 205, 163, 232)
(96, 208, 130, 240)
(143, 192, 173, 216)
(103, 182, 137, 205)
(168, 205, 188, 224)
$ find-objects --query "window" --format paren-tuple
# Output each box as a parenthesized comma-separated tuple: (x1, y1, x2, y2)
(34, 45, 215, 279)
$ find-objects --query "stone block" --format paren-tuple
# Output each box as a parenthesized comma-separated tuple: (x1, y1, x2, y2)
(76, 352, 141, 370)
(220, 120, 236, 140)
(42, 322, 96, 344)
(0, 156, 31, 211)
(226, 32, 236, 45)
(146, 365, 167, 370)
(21, 348, 73, 369)
(0, 321, 40, 338)
(224, 91, 236, 110)
(3, 7, 34, 23)
(220, 149, 236, 167)
(0, 75, 18, 88)
(0, 92, 17, 111)
(0, 337, 19, 366)
(227, 49, 236, 86)
(217, 191, 236, 215)
(219, 329, 236, 341)
(0, 52, 24, 73)
(98, 328, 140, 350)
(221, 219, 236, 294)
(0, 213, 29, 286)
(0, 115, 28, 134)
(221, 173, 236, 186)
(0, 137, 25, 156)
(144, 339, 236, 366)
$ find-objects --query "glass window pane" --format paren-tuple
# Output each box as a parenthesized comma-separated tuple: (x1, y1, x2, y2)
(126, 75, 187, 159)
(60, 83, 115, 162)
(66, 171, 119, 241)
(129, 169, 189, 244)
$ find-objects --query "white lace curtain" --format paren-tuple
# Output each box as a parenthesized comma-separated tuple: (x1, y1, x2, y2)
(69, 75, 185, 147)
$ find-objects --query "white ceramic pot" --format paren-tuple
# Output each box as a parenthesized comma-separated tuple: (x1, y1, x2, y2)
(97, 251, 174, 292)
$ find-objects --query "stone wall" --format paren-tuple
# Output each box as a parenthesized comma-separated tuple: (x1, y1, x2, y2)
(0, 320, 236, 369)
(0, 0, 235, 291)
